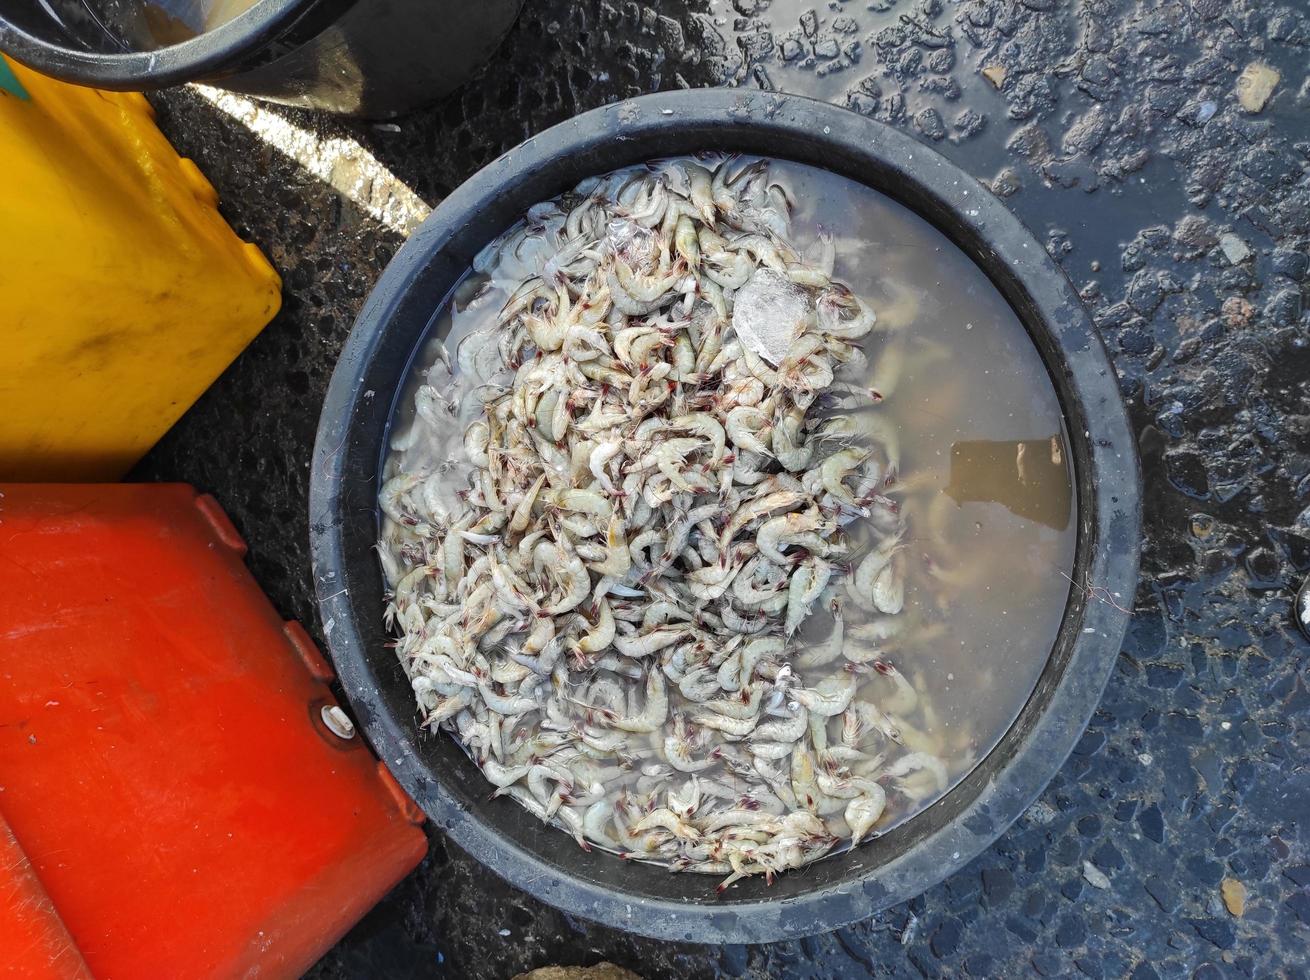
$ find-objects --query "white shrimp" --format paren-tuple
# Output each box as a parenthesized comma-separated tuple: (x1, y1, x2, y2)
(725, 406, 773, 455)
(845, 784, 887, 845)
(589, 440, 624, 494)
(792, 671, 859, 717)
(609, 670, 669, 733)
(756, 511, 837, 565)
(872, 659, 918, 714)
(543, 539, 590, 615)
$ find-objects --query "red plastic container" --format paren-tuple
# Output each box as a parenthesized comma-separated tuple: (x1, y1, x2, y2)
(0, 484, 427, 979)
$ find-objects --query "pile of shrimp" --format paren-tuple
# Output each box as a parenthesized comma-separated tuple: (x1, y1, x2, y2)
(379, 155, 949, 891)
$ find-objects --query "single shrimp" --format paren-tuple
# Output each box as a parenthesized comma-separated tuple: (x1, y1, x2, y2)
(785, 556, 832, 635)
(609, 670, 668, 733)
(845, 783, 887, 845)
(756, 510, 837, 565)
(612, 625, 691, 659)
(792, 670, 860, 717)
(543, 538, 591, 616)
(871, 659, 918, 714)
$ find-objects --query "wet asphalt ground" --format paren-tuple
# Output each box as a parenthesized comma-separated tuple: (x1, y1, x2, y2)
(136, 0, 1310, 975)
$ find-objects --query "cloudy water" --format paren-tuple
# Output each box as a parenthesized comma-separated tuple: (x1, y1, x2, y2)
(381, 156, 1075, 864)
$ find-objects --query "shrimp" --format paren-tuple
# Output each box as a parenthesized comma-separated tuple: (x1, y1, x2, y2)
(883, 752, 948, 794)
(543, 538, 590, 615)
(772, 404, 813, 473)
(872, 556, 905, 616)
(607, 259, 681, 315)
(792, 670, 859, 717)
(688, 709, 759, 738)
(793, 599, 844, 670)
(718, 489, 804, 550)
(463, 420, 491, 468)
(871, 659, 918, 714)
(816, 284, 877, 339)
(670, 413, 727, 464)
(725, 406, 773, 456)
(785, 557, 832, 635)
(756, 511, 837, 565)
(380, 472, 423, 524)
(678, 666, 722, 703)
(574, 598, 616, 655)
(549, 488, 613, 523)
(818, 447, 871, 505)
(753, 706, 809, 744)
(633, 807, 702, 841)
(664, 714, 718, 772)
(508, 473, 548, 534)
(845, 784, 887, 845)
(613, 625, 690, 659)
(587, 512, 631, 579)
(851, 532, 904, 604)
(609, 670, 669, 733)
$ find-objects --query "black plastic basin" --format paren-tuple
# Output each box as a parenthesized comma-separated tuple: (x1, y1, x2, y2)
(310, 90, 1141, 943)
(0, 0, 522, 118)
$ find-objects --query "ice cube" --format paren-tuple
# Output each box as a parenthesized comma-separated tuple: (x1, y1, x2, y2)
(732, 267, 812, 365)
(606, 218, 657, 270)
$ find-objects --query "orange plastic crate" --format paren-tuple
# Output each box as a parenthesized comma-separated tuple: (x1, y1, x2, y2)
(0, 484, 426, 978)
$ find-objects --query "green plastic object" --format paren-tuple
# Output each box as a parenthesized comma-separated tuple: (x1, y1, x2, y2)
(0, 57, 29, 99)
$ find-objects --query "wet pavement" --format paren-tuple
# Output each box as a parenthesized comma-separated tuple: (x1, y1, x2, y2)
(136, 0, 1310, 975)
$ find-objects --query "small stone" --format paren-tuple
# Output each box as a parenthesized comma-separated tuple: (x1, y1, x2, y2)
(1127, 271, 1165, 315)
(780, 38, 804, 61)
(981, 866, 1016, 903)
(799, 8, 818, 37)
(1219, 234, 1252, 265)
(1137, 803, 1165, 843)
(1264, 287, 1303, 327)
(930, 918, 962, 957)
(915, 108, 947, 141)
(1221, 878, 1247, 917)
(1174, 215, 1217, 254)
(1083, 860, 1111, 890)
(1236, 62, 1280, 113)
(1188, 917, 1237, 950)
(814, 38, 840, 59)
(1075, 956, 1104, 979)
(1145, 875, 1179, 912)
(1057, 914, 1088, 949)
(1033, 951, 1063, 976)
(1026, 799, 1058, 825)
(1287, 891, 1310, 925)
(1272, 248, 1308, 281)
(953, 108, 986, 140)
(1063, 105, 1112, 156)
(992, 168, 1021, 197)
(1221, 296, 1254, 328)
(927, 48, 955, 73)
(1092, 841, 1124, 871)
(982, 64, 1007, 89)
(1007, 124, 1050, 160)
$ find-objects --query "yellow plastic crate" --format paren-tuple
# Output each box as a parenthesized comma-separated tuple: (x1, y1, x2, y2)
(0, 57, 281, 480)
